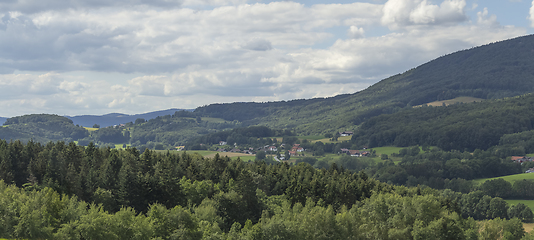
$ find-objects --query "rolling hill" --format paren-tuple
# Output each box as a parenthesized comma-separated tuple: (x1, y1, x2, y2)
(0, 114, 89, 143)
(67, 108, 191, 127)
(195, 34, 534, 135)
(4, 34, 534, 149)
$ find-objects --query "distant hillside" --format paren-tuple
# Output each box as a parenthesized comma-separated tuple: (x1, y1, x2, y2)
(195, 34, 534, 135)
(351, 93, 534, 151)
(68, 108, 190, 127)
(1, 114, 88, 143)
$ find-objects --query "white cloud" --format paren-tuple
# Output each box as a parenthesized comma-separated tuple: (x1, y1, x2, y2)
(0, 0, 184, 14)
(0, 1, 528, 117)
(382, 0, 467, 29)
(348, 26, 365, 39)
(530, 0, 534, 27)
(477, 7, 498, 27)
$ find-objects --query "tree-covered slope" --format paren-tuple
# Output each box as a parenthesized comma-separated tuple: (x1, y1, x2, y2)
(195, 34, 534, 135)
(67, 108, 189, 127)
(0, 114, 88, 143)
(351, 93, 534, 151)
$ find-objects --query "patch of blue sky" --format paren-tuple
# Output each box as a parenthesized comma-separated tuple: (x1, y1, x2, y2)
(475, 0, 532, 28)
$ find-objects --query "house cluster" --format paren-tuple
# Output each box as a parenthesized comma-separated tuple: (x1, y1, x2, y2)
(212, 143, 307, 157)
(511, 156, 534, 164)
(288, 144, 305, 156)
(340, 148, 370, 157)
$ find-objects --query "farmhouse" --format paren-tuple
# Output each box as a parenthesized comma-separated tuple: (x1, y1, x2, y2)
(339, 131, 354, 136)
(346, 150, 370, 157)
(348, 150, 361, 156)
(219, 141, 227, 146)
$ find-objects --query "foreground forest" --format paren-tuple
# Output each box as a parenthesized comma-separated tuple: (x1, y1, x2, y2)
(1, 140, 534, 239)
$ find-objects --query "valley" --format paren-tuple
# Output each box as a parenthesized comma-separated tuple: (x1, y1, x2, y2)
(3, 34, 534, 239)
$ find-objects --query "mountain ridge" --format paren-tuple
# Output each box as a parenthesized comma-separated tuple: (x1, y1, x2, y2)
(195, 34, 534, 135)
(66, 108, 192, 127)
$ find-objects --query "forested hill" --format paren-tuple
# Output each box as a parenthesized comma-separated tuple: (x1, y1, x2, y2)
(67, 108, 188, 127)
(0, 114, 88, 143)
(351, 93, 534, 151)
(195, 34, 534, 135)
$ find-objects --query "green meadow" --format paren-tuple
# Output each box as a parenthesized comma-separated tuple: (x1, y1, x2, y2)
(474, 173, 534, 185)
(505, 200, 534, 212)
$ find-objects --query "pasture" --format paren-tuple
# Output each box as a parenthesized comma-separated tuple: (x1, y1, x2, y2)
(415, 96, 484, 107)
(310, 136, 352, 143)
(84, 127, 99, 132)
(505, 200, 534, 212)
(474, 173, 534, 184)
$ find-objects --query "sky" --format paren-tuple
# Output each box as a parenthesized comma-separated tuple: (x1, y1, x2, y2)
(0, 0, 532, 117)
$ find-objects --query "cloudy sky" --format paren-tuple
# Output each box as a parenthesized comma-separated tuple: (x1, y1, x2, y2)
(0, 0, 532, 117)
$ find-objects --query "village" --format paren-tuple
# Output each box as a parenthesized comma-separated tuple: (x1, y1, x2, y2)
(179, 131, 371, 161)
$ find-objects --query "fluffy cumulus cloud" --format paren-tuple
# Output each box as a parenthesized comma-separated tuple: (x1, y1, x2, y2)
(0, 0, 529, 116)
(381, 0, 467, 29)
(477, 7, 498, 27)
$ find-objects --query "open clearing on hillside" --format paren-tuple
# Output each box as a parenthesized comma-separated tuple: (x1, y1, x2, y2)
(298, 135, 325, 141)
(474, 173, 534, 184)
(373, 146, 403, 155)
(416, 96, 484, 107)
(84, 127, 99, 132)
(311, 136, 352, 143)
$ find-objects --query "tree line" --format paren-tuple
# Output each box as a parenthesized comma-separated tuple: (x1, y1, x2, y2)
(2, 140, 534, 239)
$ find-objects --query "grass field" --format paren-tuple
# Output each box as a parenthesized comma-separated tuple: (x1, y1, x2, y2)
(415, 96, 484, 107)
(474, 173, 534, 184)
(84, 127, 99, 132)
(505, 200, 534, 211)
(311, 136, 352, 143)
(373, 146, 403, 155)
(114, 144, 130, 149)
(298, 135, 325, 141)
(370, 146, 405, 164)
